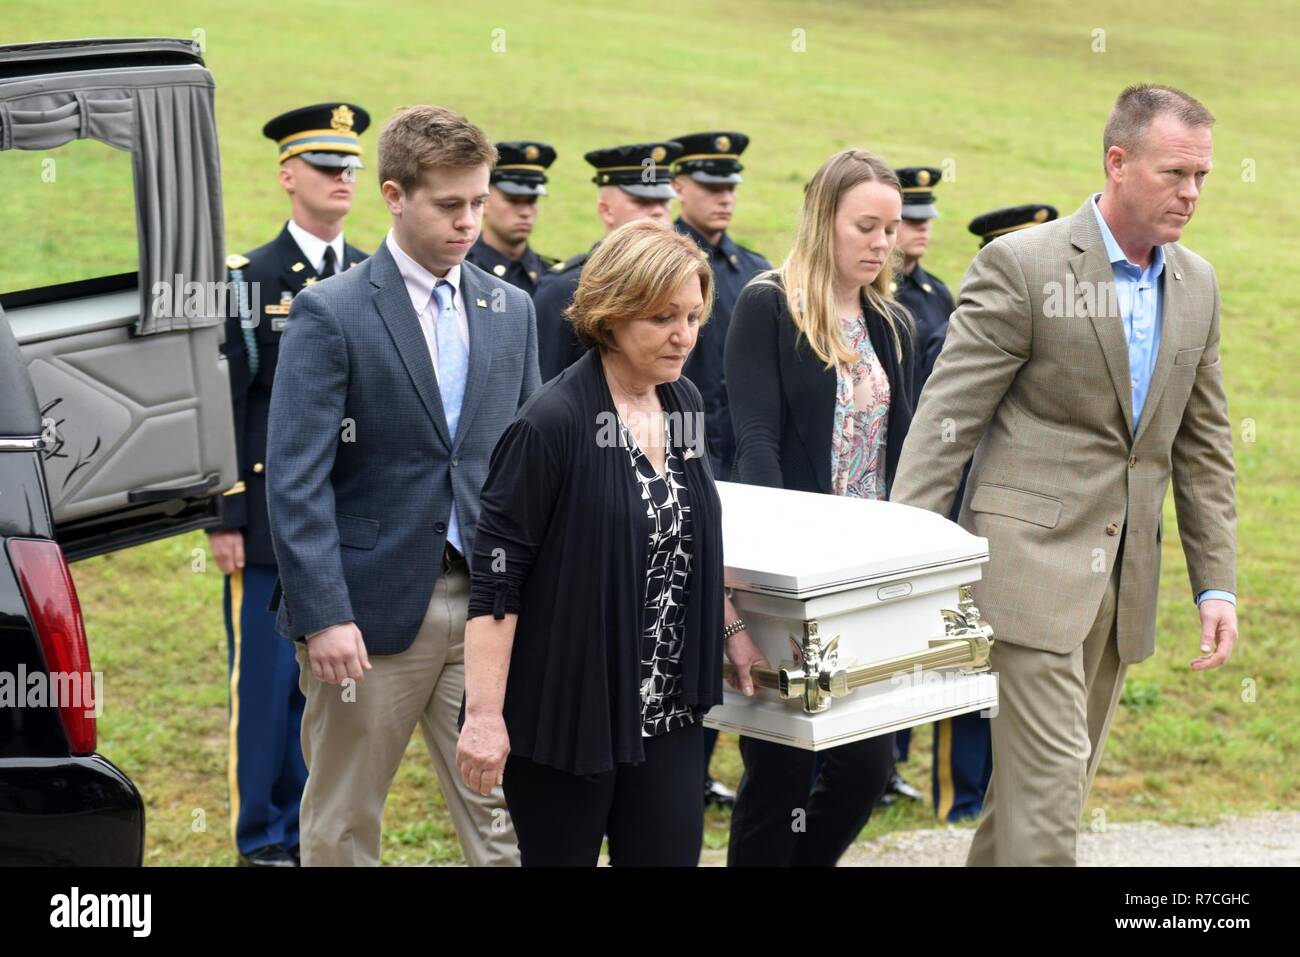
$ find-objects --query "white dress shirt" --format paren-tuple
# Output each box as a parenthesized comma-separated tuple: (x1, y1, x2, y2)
(385, 230, 470, 384)
(286, 219, 345, 276)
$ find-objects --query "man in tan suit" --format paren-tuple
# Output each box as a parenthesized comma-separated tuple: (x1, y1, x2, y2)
(892, 84, 1239, 866)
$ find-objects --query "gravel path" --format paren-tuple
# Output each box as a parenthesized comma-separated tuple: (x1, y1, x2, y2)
(698, 812, 1300, 866)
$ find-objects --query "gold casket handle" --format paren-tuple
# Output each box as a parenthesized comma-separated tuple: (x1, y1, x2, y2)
(723, 586, 994, 714)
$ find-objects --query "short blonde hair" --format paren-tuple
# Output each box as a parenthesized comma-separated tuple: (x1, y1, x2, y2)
(565, 220, 713, 351)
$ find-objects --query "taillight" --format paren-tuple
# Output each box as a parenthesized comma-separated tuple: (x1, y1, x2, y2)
(7, 538, 97, 754)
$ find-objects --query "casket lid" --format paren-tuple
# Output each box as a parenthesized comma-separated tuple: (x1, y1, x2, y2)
(719, 481, 988, 598)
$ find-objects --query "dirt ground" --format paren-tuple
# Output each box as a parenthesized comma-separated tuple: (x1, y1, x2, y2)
(697, 812, 1300, 866)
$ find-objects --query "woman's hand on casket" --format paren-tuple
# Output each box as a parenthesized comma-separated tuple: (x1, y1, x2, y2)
(457, 712, 511, 796)
(725, 630, 770, 697)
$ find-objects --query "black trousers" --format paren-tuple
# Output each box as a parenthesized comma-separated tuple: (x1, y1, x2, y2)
(503, 721, 705, 866)
(702, 726, 720, 781)
(728, 732, 894, 866)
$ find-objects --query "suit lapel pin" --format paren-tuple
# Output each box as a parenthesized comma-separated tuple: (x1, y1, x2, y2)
(1173, 270, 1183, 280)
(475, 297, 487, 308)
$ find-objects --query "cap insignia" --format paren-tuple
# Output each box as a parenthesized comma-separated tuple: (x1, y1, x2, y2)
(331, 105, 355, 133)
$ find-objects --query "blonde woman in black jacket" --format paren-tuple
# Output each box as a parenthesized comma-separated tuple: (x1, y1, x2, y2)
(724, 149, 915, 866)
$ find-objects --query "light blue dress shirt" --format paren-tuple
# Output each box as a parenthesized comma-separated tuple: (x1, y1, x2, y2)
(1090, 196, 1234, 608)
(1090, 195, 1164, 426)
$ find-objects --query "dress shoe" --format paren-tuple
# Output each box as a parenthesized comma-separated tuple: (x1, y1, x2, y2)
(875, 769, 924, 809)
(704, 777, 737, 809)
(885, 769, 924, 802)
(237, 844, 297, 867)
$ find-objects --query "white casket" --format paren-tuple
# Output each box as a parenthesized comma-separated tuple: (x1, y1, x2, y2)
(705, 482, 999, 751)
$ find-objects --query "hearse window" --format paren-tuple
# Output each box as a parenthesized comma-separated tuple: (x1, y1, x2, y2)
(0, 137, 138, 300)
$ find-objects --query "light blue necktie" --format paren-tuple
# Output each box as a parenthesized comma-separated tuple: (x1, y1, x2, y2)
(432, 279, 467, 553)
(433, 280, 468, 439)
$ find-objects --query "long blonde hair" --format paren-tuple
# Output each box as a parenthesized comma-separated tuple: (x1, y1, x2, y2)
(756, 148, 910, 368)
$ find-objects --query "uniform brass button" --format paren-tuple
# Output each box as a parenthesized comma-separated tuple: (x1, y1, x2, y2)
(1106, 522, 1119, 536)
(253, 462, 265, 474)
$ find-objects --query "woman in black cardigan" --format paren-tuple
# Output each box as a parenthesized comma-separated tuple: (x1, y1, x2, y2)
(456, 220, 768, 867)
(723, 148, 915, 867)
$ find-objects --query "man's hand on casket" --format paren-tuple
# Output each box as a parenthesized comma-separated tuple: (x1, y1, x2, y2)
(725, 631, 770, 696)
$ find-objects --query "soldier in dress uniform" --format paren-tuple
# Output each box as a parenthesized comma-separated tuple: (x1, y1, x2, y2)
(670, 131, 771, 482)
(893, 167, 957, 413)
(668, 131, 770, 811)
(875, 166, 953, 809)
(533, 140, 682, 380)
(922, 200, 1060, 823)
(209, 102, 371, 866)
(465, 140, 557, 296)
(969, 202, 1059, 248)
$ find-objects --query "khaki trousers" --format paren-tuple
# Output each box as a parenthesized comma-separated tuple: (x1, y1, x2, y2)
(294, 565, 519, 866)
(966, 560, 1128, 866)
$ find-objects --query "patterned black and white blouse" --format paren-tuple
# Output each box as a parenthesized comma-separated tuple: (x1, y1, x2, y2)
(620, 415, 698, 738)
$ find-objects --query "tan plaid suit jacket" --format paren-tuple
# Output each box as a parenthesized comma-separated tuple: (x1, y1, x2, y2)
(892, 198, 1236, 664)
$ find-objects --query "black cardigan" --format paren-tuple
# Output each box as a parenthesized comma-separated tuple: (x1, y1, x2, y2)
(466, 347, 725, 775)
(724, 278, 915, 496)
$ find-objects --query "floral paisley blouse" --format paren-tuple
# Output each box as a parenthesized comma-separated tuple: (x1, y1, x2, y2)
(829, 310, 892, 500)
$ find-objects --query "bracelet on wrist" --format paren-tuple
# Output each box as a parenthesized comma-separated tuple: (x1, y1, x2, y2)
(722, 619, 747, 641)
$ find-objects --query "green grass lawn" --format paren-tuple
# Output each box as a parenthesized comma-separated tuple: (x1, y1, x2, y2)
(4, 0, 1297, 863)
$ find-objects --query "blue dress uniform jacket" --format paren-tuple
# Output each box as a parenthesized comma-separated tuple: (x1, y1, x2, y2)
(217, 224, 368, 565)
(894, 262, 964, 522)
(894, 262, 954, 412)
(673, 217, 770, 480)
(534, 247, 594, 381)
(465, 237, 555, 298)
(894, 261, 988, 823)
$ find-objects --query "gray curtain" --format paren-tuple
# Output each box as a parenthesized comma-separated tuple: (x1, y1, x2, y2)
(0, 68, 226, 334)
